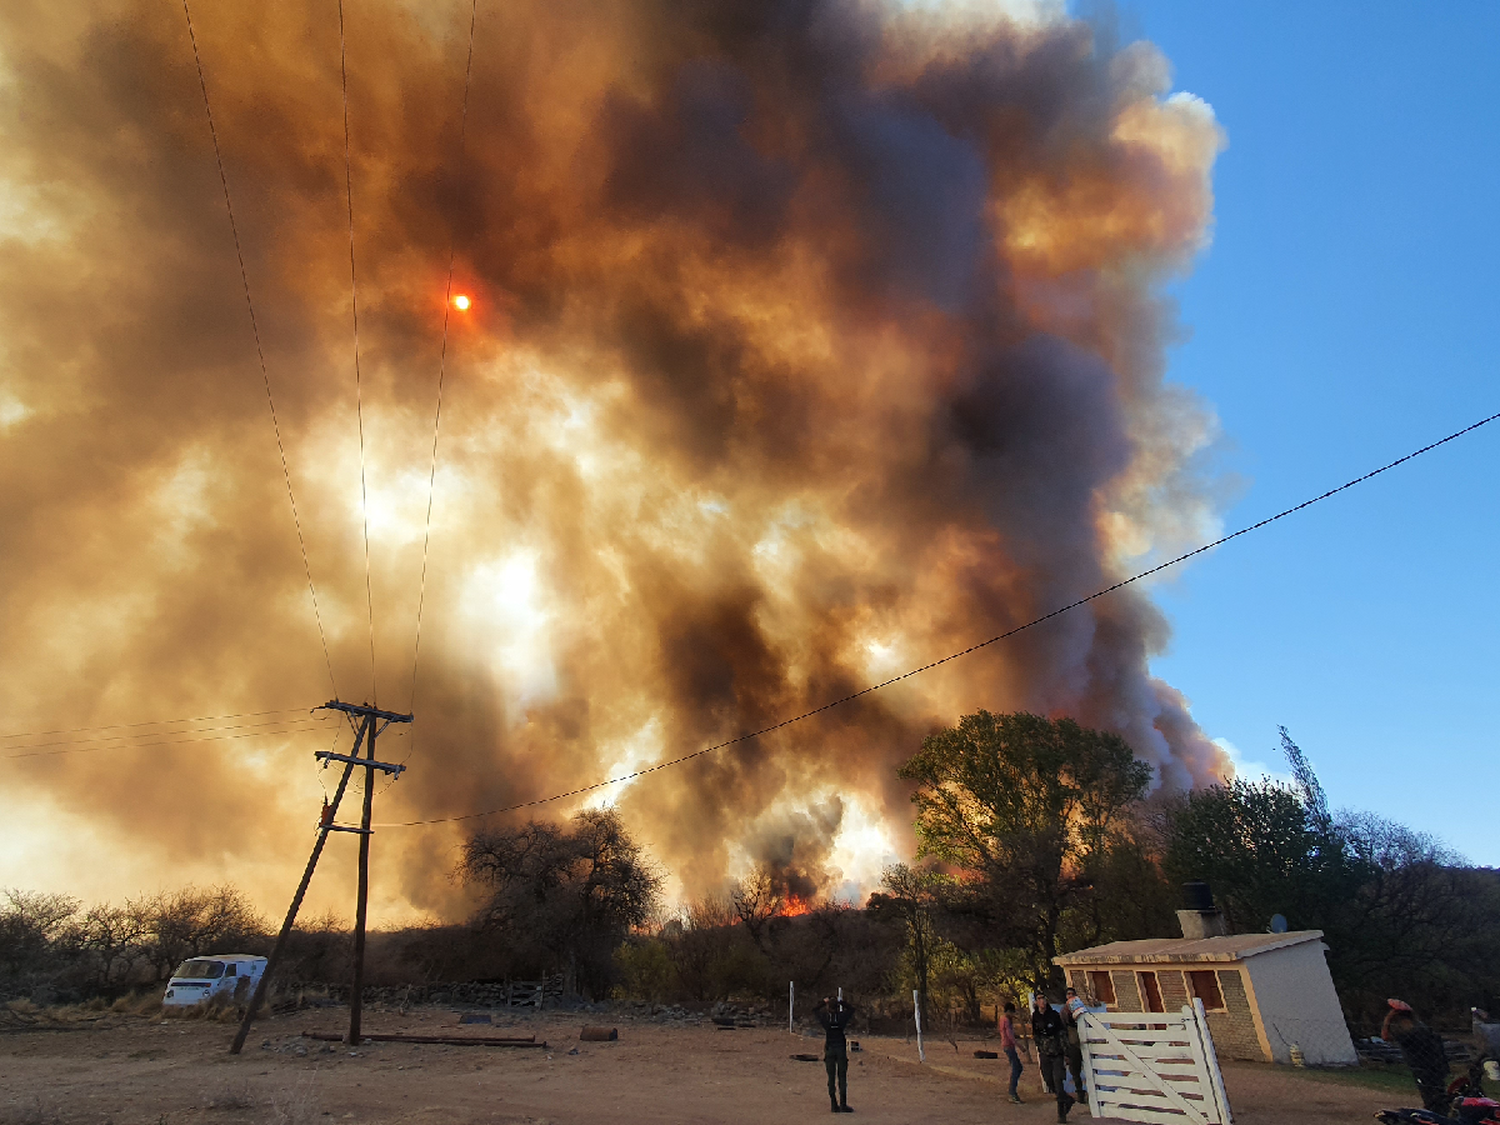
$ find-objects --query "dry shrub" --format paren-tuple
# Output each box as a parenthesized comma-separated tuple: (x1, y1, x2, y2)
(267, 1078, 318, 1125)
(206, 1080, 254, 1110)
(110, 989, 163, 1015)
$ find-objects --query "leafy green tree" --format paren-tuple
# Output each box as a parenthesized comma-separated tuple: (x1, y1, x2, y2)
(1157, 757, 1500, 1030)
(897, 711, 1152, 988)
(870, 863, 947, 1020)
(1159, 777, 1352, 934)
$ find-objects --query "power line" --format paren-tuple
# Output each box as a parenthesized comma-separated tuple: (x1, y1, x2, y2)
(0, 714, 335, 754)
(180, 0, 339, 701)
(337, 0, 378, 705)
(385, 0, 483, 805)
(5, 721, 336, 760)
(0, 706, 315, 742)
(409, 0, 479, 720)
(377, 406, 1500, 828)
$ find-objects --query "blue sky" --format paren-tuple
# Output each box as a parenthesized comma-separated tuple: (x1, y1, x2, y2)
(1105, 3, 1500, 862)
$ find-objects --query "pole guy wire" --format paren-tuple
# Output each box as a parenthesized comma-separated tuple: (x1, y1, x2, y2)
(337, 0, 379, 705)
(181, 0, 338, 700)
(378, 406, 1500, 828)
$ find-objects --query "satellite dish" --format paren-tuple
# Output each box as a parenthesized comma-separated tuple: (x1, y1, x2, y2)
(1269, 914, 1289, 934)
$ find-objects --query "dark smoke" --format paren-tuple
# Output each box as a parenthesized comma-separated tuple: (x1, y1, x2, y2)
(0, 0, 1227, 919)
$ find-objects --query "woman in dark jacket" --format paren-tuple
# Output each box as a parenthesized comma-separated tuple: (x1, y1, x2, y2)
(1032, 993, 1075, 1123)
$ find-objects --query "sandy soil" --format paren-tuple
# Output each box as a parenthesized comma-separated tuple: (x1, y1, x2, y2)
(0, 1005, 1410, 1125)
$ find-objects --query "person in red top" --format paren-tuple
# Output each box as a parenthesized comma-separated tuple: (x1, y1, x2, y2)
(1000, 1001, 1025, 1104)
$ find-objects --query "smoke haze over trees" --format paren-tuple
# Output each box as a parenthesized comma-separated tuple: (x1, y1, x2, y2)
(2, 719, 1496, 1034)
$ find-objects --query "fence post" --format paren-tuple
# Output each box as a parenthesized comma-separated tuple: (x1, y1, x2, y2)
(1079, 1010, 1098, 1119)
(913, 989, 925, 1063)
(1193, 998, 1233, 1124)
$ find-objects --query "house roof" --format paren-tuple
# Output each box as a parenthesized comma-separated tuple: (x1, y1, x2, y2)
(1053, 930, 1325, 966)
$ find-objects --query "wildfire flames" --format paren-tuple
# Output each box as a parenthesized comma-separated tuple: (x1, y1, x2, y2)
(0, 0, 1229, 920)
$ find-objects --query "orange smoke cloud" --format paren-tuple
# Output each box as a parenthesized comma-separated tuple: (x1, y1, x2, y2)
(0, 0, 1227, 921)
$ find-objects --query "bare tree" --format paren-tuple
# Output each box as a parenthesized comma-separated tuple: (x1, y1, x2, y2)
(130, 885, 266, 981)
(0, 889, 78, 993)
(730, 867, 783, 953)
(459, 809, 661, 998)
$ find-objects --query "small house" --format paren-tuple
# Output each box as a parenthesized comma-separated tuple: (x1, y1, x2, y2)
(1054, 898, 1357, 1066)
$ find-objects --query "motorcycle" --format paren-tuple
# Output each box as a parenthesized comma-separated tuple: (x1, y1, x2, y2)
(1377, 1062, 1500, 1125)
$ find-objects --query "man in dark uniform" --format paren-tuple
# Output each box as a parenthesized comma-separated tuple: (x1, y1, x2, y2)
(1382, 999, 1451, 1113)
(814, 995, 855, 1113)
(1033, 992, 1074, 1123)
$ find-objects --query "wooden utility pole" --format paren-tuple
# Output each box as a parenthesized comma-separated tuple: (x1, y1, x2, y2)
(348, 705, 378, 1044)
(316, 700, 411, 1046)
(228, 700, 411, 1055)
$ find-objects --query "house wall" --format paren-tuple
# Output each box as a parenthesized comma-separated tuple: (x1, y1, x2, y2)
(1206, 967, 1268, 1063)
(1075, 961, 1268, 1063)
(1242, 942, 1357, 1066)
(1109, 969, 1142, 1012)
(1158, 969, 1189, 1013)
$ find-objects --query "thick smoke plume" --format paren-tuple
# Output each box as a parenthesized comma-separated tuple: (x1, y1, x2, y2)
(0, 0, 1228, 920)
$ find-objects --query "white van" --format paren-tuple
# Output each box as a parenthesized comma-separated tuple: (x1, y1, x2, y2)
(162, 954, 267, 1007)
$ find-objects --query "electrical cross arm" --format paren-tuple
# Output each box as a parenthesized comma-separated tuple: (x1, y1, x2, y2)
(316, 700, 413, 723)
(315, 750, 406, 775)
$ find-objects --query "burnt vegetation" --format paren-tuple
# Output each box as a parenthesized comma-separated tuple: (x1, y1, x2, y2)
(4, 714, 1495, 1034)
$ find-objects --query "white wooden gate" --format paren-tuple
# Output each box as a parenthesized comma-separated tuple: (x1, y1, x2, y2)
(1079, 999, 1233, 1125)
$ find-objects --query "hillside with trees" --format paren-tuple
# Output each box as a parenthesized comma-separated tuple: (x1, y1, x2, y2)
(4, 713, 1496, 1035)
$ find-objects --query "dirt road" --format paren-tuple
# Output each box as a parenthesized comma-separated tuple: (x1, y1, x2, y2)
(0, 1005, 1406, 1124)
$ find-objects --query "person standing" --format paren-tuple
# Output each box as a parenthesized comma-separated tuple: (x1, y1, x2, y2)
(1382, 999, 1450, 1113)
(1032, 993, 1074, 1123)
(1000, 1001, 1025, 1104)
(1063, 986, 1088, 1105)
(814, 995, 856, 1113)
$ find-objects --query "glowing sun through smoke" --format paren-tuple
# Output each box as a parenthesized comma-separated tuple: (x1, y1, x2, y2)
(0, 0, 1230, 921)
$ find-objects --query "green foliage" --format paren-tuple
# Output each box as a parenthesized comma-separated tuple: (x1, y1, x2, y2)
(1157, 768, 1500, 1030)
(872, 863, 948, 1020)
(897, 710, 1154, 986)
(899, 711, 1152, 870)
(612, 936, 676, 1002)
(1160, 777, 1352, 934)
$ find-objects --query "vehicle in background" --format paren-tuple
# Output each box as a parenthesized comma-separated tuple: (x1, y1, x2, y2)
(162, 955, 267, 1007)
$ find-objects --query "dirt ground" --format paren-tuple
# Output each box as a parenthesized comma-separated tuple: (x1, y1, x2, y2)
(1, 1004, 1413, 1125)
